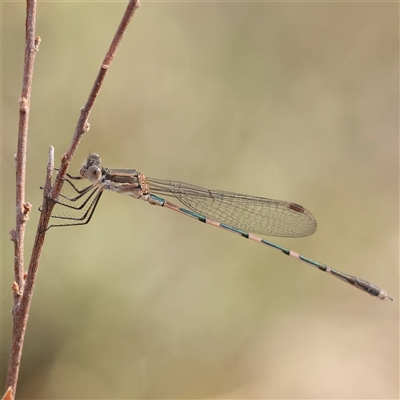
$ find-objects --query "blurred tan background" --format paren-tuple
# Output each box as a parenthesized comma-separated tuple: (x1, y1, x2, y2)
(1, 2, 398, 399)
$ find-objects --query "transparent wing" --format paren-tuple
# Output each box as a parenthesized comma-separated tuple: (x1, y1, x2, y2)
(147, 178, 317, 237)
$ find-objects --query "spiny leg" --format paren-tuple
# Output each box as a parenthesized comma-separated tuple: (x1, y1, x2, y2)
(48, 190, 104, 228)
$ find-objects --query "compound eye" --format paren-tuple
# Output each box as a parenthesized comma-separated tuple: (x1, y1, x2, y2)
(85, 165, 102, 182)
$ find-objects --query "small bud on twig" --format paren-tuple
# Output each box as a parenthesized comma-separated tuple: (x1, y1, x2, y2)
(34, 36, 41, 51)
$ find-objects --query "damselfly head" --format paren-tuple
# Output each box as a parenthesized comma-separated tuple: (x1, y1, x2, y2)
(80, 153, 102, 180)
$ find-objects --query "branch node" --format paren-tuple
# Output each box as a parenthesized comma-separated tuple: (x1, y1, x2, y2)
(23, 202, 32, 215)
(34, 36, 41, 51)
(9, 229, 17, 243)
(84, 122, 91, 132)
(19, 97, 28, 113)
(12, 282, 22, 296)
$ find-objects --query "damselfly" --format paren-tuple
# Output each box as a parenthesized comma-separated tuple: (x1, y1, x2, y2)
(50, 153, 393, 301)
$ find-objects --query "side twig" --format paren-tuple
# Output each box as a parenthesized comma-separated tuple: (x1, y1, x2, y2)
(5, 1, 140, 398)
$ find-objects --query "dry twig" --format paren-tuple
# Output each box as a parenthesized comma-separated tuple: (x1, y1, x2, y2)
(5, 1, 140, 397)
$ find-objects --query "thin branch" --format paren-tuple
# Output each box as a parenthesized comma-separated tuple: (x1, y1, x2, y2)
(5, 148, 54, 398)
(10, 0, 39, 307)
(5, 1, 140, 398)
(52, 0, 141, 197)
(6, 0, 39, 395)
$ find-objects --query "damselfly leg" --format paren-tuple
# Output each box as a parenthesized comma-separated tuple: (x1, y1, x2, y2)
(45, 174, 104, 228)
